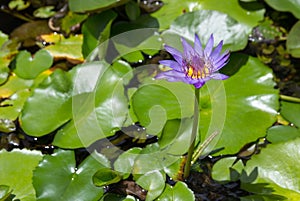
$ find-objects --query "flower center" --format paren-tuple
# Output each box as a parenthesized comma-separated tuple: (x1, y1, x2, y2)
(186, 63, 210, 79)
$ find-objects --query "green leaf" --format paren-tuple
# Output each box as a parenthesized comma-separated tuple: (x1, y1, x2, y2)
(69, 0, 128, 12)
(136, 170, 165, 201)
(82, 10, 117, 58)
(93, 168, 122, 187)
(0, 89, 31, 121)
(201, 56, 279, 155)
(0, 75, 33, 98)
(61, 12, 88, 35)
(131, 81, 194, 135)
(43, 34, 83, 62)
(0, 32, 19, 85)
(151, 0, 264, 30)
(281, 100, 300, 127)
(125, 1, 140, 21)
(20, 69, 72, 136)
(8, 0, 30, 10)
(244, 138, 300, 199)
(0, 185, 12, 201)
(53, 61, 128, 148)
(287, 21, 300, 58)
(265, 0, 300, 19)
(114, 147, 142, 177)
(33, 149, 108, 201)
(14, 49, 53, 79)
(157, 181, 195, 201)
(267, 125, 300, 143)
(0, 149, 43, 201)
(33, 6, 56, 18)
(162, 10, 250, 51)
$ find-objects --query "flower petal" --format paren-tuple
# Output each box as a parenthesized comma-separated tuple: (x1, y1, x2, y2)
(209, 73, 229, 80)
(181, 37, 196, 58)
(214, 52, 230, 70)
(194, 34, 203, 56)
(204, 34, 214, 56)
(210, 40, 223, 60)
(165, 45, 183, 64)
(159, 60, 182, 71)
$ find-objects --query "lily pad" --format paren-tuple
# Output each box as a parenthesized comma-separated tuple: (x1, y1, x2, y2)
(136, 170, 165, 201)
(20, 69, 72, 136)
(162, 10, 250, 51)
(33, 149, 108, 201)
(244, 138, 300, 199)
(14, 49, 53, 79)
(157, 181, 195, 201)
(53, 61, 128, 148)
(267, 125, 300, 143)
(69, 0, 127, 12)
(0, 149, 43, 201)
(42, 34, 84, 63)
(93, 168, 122, 187)
(200, 56, 279, 154)
(287, 21, 300, 58)
(265, 0, 300, 19)
(151, 0, 264, 30)
(33, 6, 56, 18)
(280, 100, 300, 127)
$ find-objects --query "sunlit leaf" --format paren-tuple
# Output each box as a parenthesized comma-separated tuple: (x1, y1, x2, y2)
(53, 61, 128, 148)
(42, 34, 84, 63)
(14, 49, 53, 79)
(0, 149, 43, 201)
(20, 69, 72, 136)
(200, 56, 279, 155)
(61, 11, 88, 35)
(8, 0, 30, 10)
(245, 138, 300, 199)
(162, 10, 250, 51)
(33, 6, 56, 18)
(136, 170, 165, 201)
(33, 149, 108, 201)
(157, 181, 195, 201)
(151, 0, 264, 30)
(280, 100, 300, 127)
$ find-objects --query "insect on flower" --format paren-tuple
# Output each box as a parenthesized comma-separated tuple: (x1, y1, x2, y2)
(156, 34, 230, 88)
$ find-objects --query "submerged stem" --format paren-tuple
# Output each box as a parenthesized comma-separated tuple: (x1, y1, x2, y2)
(183, 87, 200, 179)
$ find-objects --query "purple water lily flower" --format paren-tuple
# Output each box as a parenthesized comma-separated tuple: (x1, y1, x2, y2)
(156, 34, 230, 88)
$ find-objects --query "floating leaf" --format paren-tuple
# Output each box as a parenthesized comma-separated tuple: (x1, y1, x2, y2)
(8, 0, 30, 10)
(93, 168, 122, 187)
(14, 49, 53, 79)
(82, 10, 117, 58)
(287, 21, 300, 58)
(42, 34, 84, 63)
(0, 149, 43, 201)
(267, 125, 300, 143)
(20, 69, 72, 136)
(125, 1, 140, 21)
(69, 0, 127, 12)
(157, 181, 195, 201)
(151, 0, 264, 30)
(162, 10, 250, 51)
(0, 185, 12, 200)
(33, 149, 108, 201)
(61, 11, 88, 35)
(33, 6, 56, 18)
(0, 90, 30, 121)
(244, 138, 300, 199)
(0, 75, 33, 98)
(265, 0, 300, 19)
(53, 61, 128, 148)
(200, 56, 279, 154)
(136, 170, 165, 201)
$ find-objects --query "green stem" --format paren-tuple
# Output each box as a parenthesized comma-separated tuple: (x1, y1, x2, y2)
(280, 95, 300, 103)
(183, 87, 200, 179)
